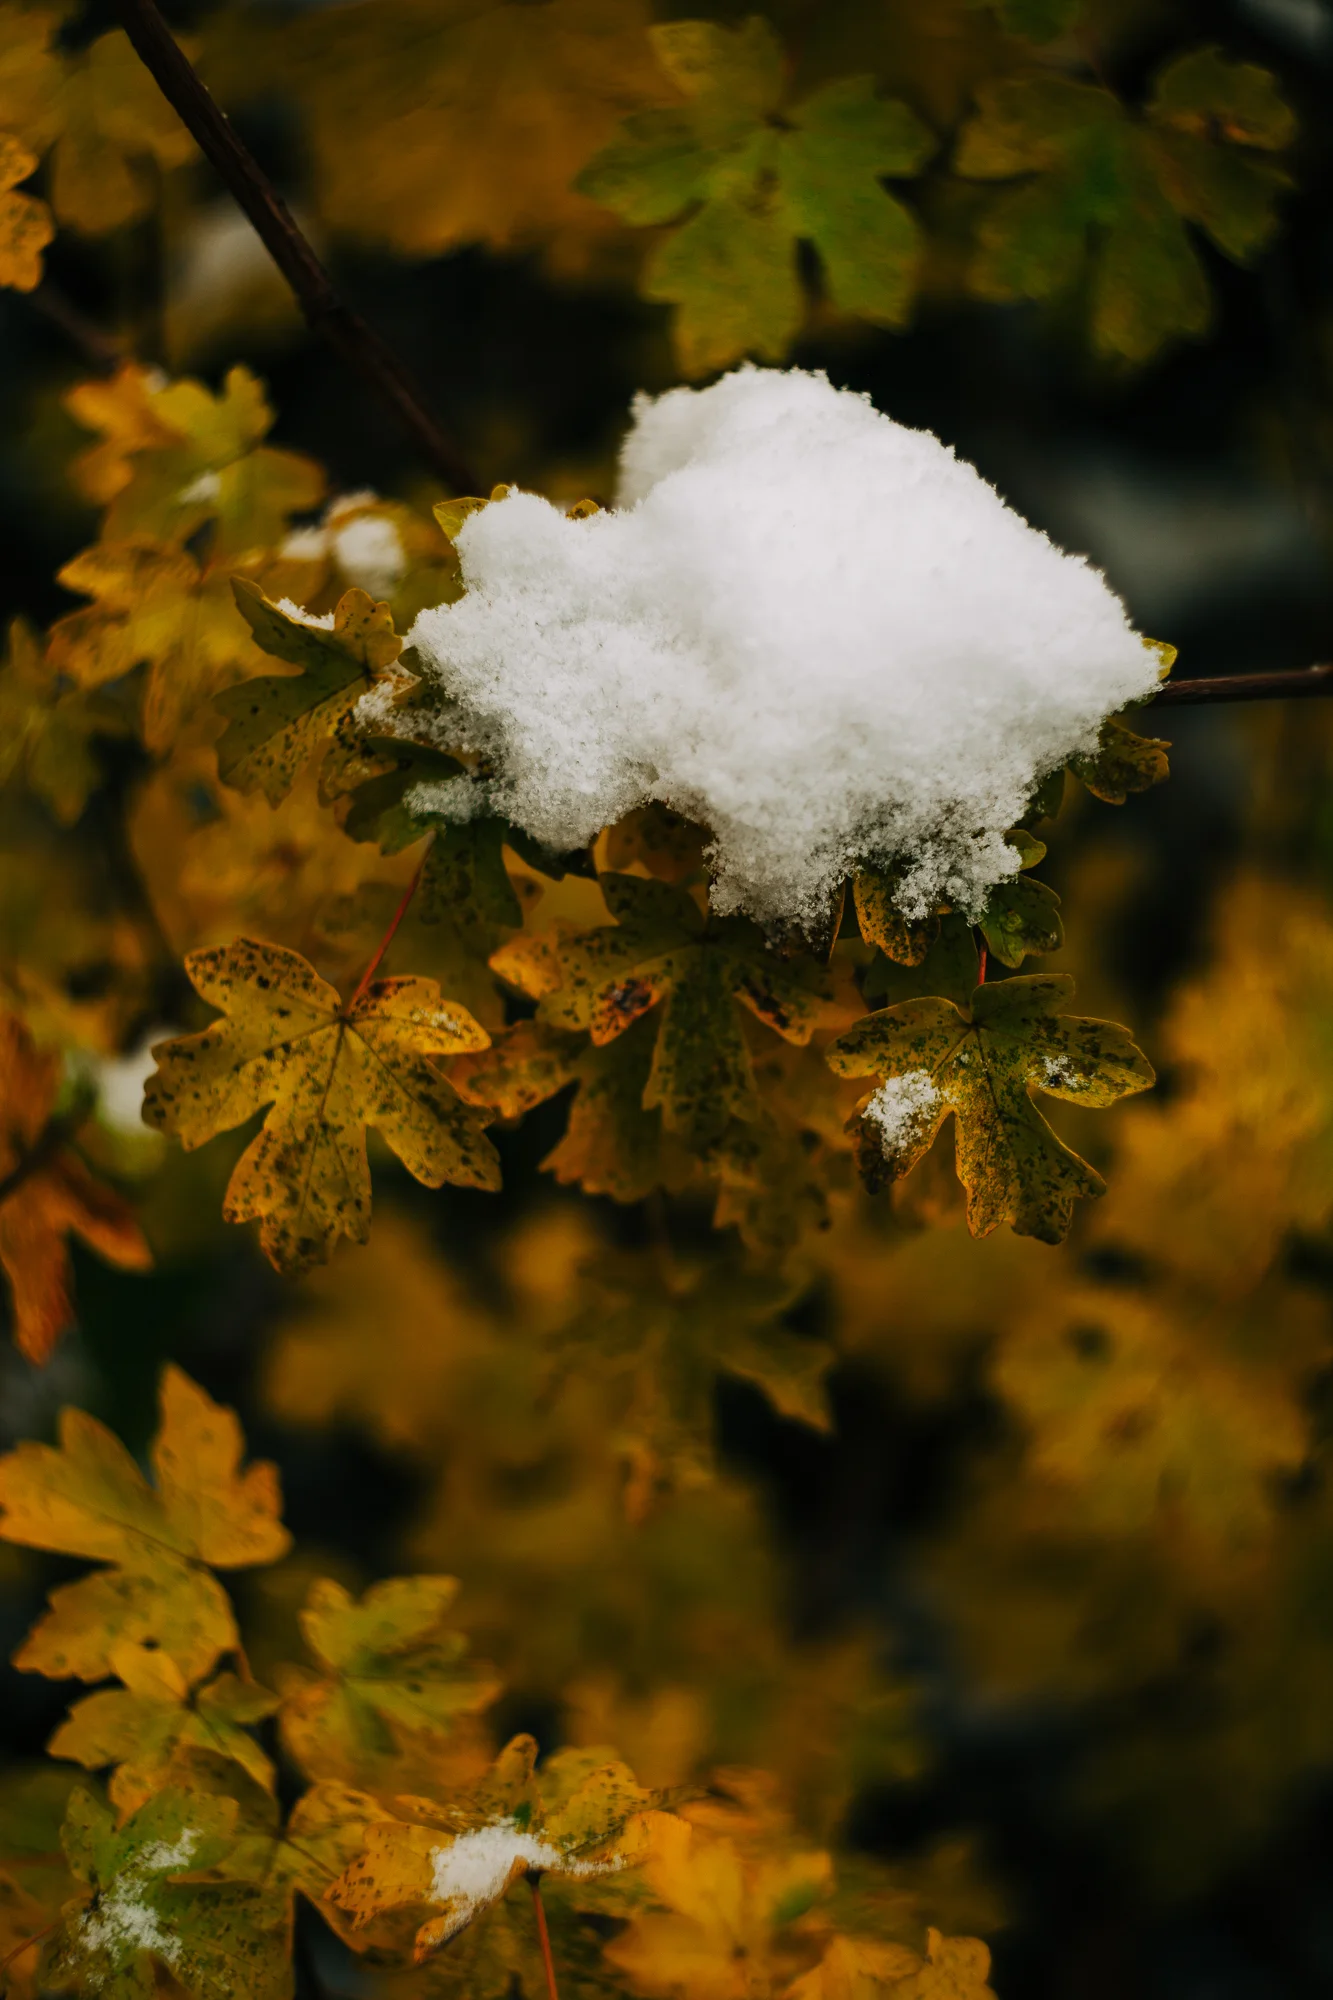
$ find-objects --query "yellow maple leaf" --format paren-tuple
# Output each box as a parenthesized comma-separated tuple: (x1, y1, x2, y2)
(142, 937, 500, 1274)
(0, 1364, 289, 1685)
(64, 362, 324, 556)
(47, 1640, 278, 1818)
(0, 130, 51, 290)
(48, 540, 271, 752)
(0, 1013, 150, 1365)
(602, 1805, 834, 2000)
(327, 1733, 670, 1958)
(0, 13, 194, 235)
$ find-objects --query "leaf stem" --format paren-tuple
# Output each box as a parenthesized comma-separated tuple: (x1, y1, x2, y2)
(346, 850, 430, 1011)
(0, 1916, 59, 1983)
(976, 939, 988, 986)
(110, 0, 481, 493)
(530, 1878, 561, 2000)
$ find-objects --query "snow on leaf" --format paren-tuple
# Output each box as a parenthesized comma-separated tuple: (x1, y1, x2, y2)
(277, 1575, 500, 1788)
(0, 1365, 288, 1686)
(142, 937, 499, 1275)
(0, 1014, 150, 1366)
(47, 1785, 291, 2000)
(216, 582, 409, 805)
(327, 1734, 669, 1959)
(407, 366, 1163, 936)
(828, 974, 1155, 1242)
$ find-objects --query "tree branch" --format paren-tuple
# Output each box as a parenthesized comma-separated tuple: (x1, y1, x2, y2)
(112, 0, 481, 494)
(1150, 664, 1333, 708)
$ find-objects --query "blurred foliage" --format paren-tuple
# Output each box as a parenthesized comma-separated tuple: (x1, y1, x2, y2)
(0, 1, 1332, 1997)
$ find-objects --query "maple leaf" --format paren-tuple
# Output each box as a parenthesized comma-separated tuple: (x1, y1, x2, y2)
(64, 363, 323, 556)
(214, 584, 411, 805)
(235, 0, 673, 271)
(854, 834, 1061, 974)
(545, 1249, 833, 1486)
(491, 874, 832, 1151)
(49, 1643, 278, 1818)
(0, 1013, 150, 1365)
(578, 18, 935, 373)
(0, 1767, 81, 2000)
(791, 1929, 997, 2000)
(827, 974, 1154, 1243)
(0, 130, 51, 290)
(1068, 714, 1171, 804)
(0, 17, 194, 236)
(44, 1784, 291, 2000)
(955, 49, 1295, 361)
(0, 1364, 289, 1686)
(337, 736, 528, 955)
(0, 617, 112, 825)
(454, 1014, 694, 1205)
(327, 1733, 670, 1958)
(601, 1805, 834, 2000)
(142, 937, 499, 1273)
(48, 542, 271, 754)
(277, 1575, 501, 1787)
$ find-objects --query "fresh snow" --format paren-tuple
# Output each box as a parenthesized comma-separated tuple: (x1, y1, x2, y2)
(77, 1832, 198, 1984)
(863, 1071, 942, 1158)
(427, 1819, 619, 1941)
(403, 365, 1161, 931)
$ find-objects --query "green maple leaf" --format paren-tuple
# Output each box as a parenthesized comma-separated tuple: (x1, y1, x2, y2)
(45, 1786, 290, 2000)
(491, 874, 831, 1151)
(577, 17, 934, 374)
(215, 582, 411, 805)
(0, 616, 109, 825)
(955, 47, 1295, 361)
(1068, 714, 1171, 804)
(548, 1250, 832, 1480)
(855, 833, 1061, 976)
(827, 973, 1154, 1243)
(277, 1575, 500, 1787)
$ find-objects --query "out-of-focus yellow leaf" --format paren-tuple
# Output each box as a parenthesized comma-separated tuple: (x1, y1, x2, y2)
(0, 1365, 288, 1684)
(0, 130, 51, 289)
(0, 1013, 150, 1365)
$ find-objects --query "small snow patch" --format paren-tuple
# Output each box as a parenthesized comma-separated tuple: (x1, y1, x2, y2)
(405, 365, 1160, 932)
(1039, 1054, 1083, 1090)
(76, 1831, 198, 1985)
(275, 598, 336, 630)
(864, 1071, 942, 1158)
(332, 511, 406, 599)
(427, 1819, 620, 1942)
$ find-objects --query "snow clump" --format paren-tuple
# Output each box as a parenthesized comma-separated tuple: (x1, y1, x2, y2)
(427, 1819, 619, 1942)
(405, 365, 1161, 932)
(863, 1071, 943, 1160)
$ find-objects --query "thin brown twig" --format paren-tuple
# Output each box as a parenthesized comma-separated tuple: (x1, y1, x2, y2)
(0, 1916, 59, 1984)
(530, 1878, 561, 2000)
(27, 282, 127, 374)
(111, 0, 481, 493)
(1150, 664, 1333, 708)
(346, 850, 430, 1012)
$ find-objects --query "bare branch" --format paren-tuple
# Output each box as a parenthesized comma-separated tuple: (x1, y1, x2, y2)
(112, 0, 481, 493)
(1150, 664, 1333, 708)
